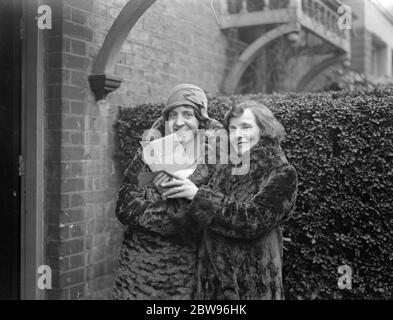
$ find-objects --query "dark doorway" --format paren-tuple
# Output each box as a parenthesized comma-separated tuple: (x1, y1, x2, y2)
(0, 0, 22, 299)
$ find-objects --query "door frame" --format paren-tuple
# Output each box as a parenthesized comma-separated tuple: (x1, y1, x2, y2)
(20, 0, 45, 300)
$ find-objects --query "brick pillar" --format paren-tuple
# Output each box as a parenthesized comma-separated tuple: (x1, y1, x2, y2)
(43, 0, 123, 300)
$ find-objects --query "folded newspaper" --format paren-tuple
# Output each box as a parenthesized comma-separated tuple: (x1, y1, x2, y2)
(138, 133, 198, 187)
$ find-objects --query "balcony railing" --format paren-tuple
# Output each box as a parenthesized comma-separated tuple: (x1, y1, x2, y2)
(216, 0, 350, 53)
(301, 0, 343, 38)
(223, 0, 290, 13)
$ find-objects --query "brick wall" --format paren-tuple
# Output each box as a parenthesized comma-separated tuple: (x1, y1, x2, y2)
(43, 0, 230, 299)
(106, 0, 232, 106)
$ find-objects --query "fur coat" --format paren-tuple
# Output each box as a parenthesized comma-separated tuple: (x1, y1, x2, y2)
(113, 116, 222, 299)
(184, 137, 298, 299)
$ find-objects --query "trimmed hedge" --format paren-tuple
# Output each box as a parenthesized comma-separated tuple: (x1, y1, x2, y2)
(113, 86, 393, 299)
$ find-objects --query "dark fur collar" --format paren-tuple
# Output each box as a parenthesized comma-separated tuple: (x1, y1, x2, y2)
(229, 137, 287, 173)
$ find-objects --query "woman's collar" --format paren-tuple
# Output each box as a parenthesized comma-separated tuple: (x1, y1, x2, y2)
(253, 136, 279, 150)
(228, 137, 281, 169)
(238, 137, 279, 158)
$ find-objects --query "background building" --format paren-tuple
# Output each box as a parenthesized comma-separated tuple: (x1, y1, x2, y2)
(1, 0, 392, 300)
(345, 0, 393, 82)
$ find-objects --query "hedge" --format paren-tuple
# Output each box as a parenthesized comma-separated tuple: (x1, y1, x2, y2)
(113, 86, 393, 299)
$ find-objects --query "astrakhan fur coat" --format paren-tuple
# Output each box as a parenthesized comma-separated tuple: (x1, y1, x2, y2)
(113, 117, 222, 299)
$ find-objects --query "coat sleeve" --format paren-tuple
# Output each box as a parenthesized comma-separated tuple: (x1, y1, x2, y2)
(186, 164, 298, 240)
(115, 148, 177, 236)
(165, 121, 225, 237)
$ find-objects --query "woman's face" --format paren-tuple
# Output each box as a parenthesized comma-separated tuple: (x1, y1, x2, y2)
(228, 108, 261, 155)
(167, 105, 199, 144)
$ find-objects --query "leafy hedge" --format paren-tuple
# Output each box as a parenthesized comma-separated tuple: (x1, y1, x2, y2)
(113, 86, 393, 299)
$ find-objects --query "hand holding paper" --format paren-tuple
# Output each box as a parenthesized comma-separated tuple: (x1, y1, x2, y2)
(142, 133, 198, 169)
(138, 133, 199, 189)
(138, 171, 175, 195)
(161, 178, 199, 201)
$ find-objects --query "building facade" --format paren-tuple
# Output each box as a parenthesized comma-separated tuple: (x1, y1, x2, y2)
(0, 0, 391, 300)
(345, 0, 393, 82)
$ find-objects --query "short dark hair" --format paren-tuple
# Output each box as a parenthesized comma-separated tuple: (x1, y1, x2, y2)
(223, 100, 285, 142)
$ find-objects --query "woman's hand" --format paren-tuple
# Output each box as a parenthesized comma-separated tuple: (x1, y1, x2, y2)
(161, 178, 198, 201)
(152, 172, 172, 195)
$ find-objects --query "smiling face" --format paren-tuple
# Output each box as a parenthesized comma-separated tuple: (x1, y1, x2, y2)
(228, 108, 261, 156)
(167, 105, 199, 144)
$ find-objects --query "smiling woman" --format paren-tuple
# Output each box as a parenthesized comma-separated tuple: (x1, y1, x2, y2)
(113, 84, 223, 299)
(224, 100, 285, 156)
(167, 106, 200, 145)
(175, 100, 298, 300)
(227, 108, 261, 156)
